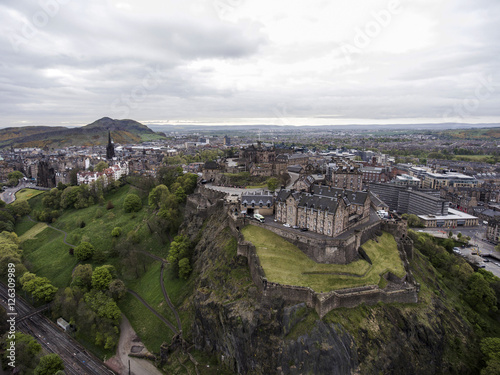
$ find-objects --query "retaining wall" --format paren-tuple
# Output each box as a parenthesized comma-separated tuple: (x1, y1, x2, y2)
(237, 236, 419, 318)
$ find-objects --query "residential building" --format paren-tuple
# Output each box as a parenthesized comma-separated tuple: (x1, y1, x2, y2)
(486, 217, 500, 244)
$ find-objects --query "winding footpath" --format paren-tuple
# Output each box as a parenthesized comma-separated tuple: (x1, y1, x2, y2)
(126, 289, 178, 334)
(160, 263, 182, 332)
(26, 215, 76, 247)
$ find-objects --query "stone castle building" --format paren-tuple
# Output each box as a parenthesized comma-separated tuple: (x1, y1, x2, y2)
(325, 158, 363, 191)
(275, 184, 371, 237)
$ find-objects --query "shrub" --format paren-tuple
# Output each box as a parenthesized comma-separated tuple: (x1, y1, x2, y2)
(106, 200, 114, 210)
(74, 242, 95, 261)
(123, 194, 142, 213)
(111, 227, 122, 237)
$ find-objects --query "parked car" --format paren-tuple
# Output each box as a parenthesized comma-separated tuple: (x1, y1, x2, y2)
(483, 258, 490, 263)
(300, 228, 308, 232)
(292, 225, 300, 229)
(283, 223, 291, 228)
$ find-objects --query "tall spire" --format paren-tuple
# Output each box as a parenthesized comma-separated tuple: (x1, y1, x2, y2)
(106, 131, 115, 159)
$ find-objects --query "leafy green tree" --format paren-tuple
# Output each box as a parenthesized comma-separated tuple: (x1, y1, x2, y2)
(10, 200, 31, 217)
(111, 227, 122, 237)
(94, 161, 109, 172)
(108, 279, 126, 300)
(178, 257, 192, 280)
(74, 242, 95, 261)
(123, 194, 142, 213)
(148, 184, 169, 209)
(20, 272, 57, 302)
(34, 353, 64, 375)
(60, 186, 79, 208)
(42, 188, 62, 209)
(84, 291, 121, 321)
(465, 273, 498, 313)
(7, 171, 23, 185)
(71, 264, 93, 290)
(175, 186, 187, 203)
(481, 337, 500, 375)
(3, 332, 41, 373)
(267, 177, 279, 192)
(167, 236, 191, 277)
(402, 214, 424, 227)
(0, 231, 27, 278)
(91, 266, 113, 290)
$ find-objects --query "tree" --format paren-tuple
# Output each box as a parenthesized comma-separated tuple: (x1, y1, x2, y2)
(91, 266, 113, 290)
(34, 353, 64, 375)
(448, 231, 453, 238)
(175, 186, 187, 203)
(10, 200, 31, 217)
(20, 272, 57, 302)
(111, 227, 122, 237)
(74, 242, 95, 261)
(167, 236, 191, 277)
(71, 264, 93, 290)
(123, 194, 142, 213)
(7, 171, 23, 185)
(481, 337, 500, 375)
(465, 273, 498, 313)
(94, 161, 109, 172)
(178, 258, 192, 280)
(148, 184, 169, 209)
(108, 279, 126, 300)
(267, 177, 279, 192)
(3, 332, 41, 373)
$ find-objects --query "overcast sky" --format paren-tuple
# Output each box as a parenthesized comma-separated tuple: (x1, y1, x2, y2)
(1, 0, 499, 127)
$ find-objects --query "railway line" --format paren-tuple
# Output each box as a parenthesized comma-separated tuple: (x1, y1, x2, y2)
(0, 282, 115, 375)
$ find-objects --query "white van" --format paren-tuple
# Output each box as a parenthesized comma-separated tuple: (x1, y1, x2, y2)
(253, 214, 265, 223)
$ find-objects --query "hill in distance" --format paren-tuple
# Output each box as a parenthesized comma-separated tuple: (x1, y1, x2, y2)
(0, 117, 166, 148)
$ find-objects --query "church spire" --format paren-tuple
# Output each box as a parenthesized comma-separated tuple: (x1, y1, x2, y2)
(106, 131, 115, 159)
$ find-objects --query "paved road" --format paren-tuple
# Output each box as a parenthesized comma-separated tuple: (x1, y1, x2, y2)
(0, 180, 48, 204)
(0, 282, 115, 375)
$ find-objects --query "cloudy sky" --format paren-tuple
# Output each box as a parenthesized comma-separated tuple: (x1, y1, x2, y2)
(1, 0, 499, 127)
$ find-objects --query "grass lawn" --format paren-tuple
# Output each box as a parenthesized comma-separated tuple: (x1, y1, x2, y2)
(19, 222, 48, 241)
(15, 184, 188, 356)
(22, 226, 76, 288)
(241, 225, 405, 292)
(14, 188, 45, 201)
(15, 219, 38, 236)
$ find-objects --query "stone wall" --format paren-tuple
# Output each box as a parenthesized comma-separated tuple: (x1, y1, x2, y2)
(236, 232, 419, 318)
(233, 214, 418, 317)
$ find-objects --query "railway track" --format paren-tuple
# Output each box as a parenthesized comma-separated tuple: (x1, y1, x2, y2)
(0, 282, 115, 375)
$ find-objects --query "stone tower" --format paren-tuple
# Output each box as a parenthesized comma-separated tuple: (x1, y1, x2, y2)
(106, 131, 115, 160)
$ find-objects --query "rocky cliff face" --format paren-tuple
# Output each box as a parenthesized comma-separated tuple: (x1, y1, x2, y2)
(181, 202, 480, 375)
